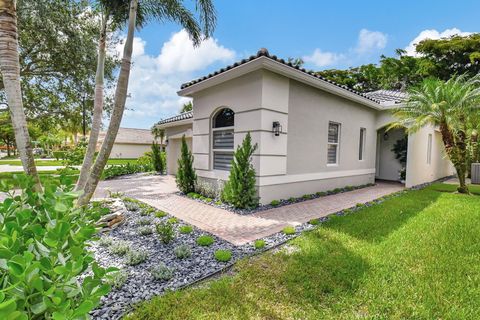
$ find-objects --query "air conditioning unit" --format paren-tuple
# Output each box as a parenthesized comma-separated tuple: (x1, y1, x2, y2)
(472, 163, 480, 184)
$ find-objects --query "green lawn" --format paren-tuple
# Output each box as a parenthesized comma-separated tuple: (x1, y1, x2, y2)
(127, 183, 480, 320)
(0, 158, 138, 166)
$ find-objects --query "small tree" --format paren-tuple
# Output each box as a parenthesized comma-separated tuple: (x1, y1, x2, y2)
(221, 132, 258, 209)
(151, 140, 164, 173)
(176, 135, 196, 193)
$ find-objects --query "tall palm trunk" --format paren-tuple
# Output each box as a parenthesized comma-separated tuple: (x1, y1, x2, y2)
(76, 13, 108, 191)
(0, 0, 41, 191)
(77, 0, 138, 206)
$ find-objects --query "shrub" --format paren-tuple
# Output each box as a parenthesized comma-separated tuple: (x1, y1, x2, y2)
(155, 210, 167, 218)
(63, 141, 86, 166)
(309, 218, 320, 225)
(333, 188, 343, 194)
(156, 222, 175, 244)
(0, 176, 114, 318)
(150, 263, 174, 281)
(140, 206, 155, 216)
(302, 194, 313, 200)
(174, 245, 192, 259)
(176, 135, 196, 193)
(106, 270, 128, 290)
(179, 225, 193, 234)
(356, 203, 365, 208)
(110, 240, 131, 255)
(98, 235, 114, 247)
(215, 200, 222, 206)
(204, 197, 213, 202)
(125, 250, 148, 265)
(270, 199, 280, 206)
(151, 141, 165, 173)
(138, 226, 153, 235)
(282, 226, 296, 235)
(52, 150, 67, 161)
(197, 235, 214, 246)
(344, 185, 354, 191)
(288, 197, 296, 203)
(125, 201, 140, 212)
(137, 218, 152, 225)
(221, 133, 259, 209)
(103, 162, 153, 180)
(194, 179, 220, 199)
(167, 217, 178, 224)
(316, 191, 326, 197)
(214, 249, 232, 262)
(254, 239, 266, 250)
(137, 152, 153, 168)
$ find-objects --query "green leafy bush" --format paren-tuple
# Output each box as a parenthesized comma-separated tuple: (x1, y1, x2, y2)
(103, 162, 153, 180)
(309, 218, 320, 225)
(270, 200, 280, 206)
(63, 141, 86, 166)
(98, 235, 114, 247)
(174, 245, 192, 259)
(221, 132, 259, 209)
(124, 250, 148, 266)
(155, 210, 167, 218)
(137, 218, 152, 226)
(179, 225, 193, 234)
(176, 135, 196, 193)
(151, 141, 165, 174)
(288, 197, 296, 203)
(106, 270, 128, 290)
(167, 217, 178, 224)
(110, 240, 131, 255)
(138, 226, 153, 236)
(254, 239, 266, 250)
(156, 222, 175, 244)
(315, 192, 326, 197)
(150, 263, 174, 281)
(0, 176, 114, 319)
(214, 249, 232, 262)
(282, 226, 296, 235)
(125, 201, 140, 212)
(140, 206, 155, 216)
(52, 150, 67, 161)
(302, 194, 313, 200)
(196, 235, 214, 246)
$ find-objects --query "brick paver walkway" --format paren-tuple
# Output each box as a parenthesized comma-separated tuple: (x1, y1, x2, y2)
(94, 175, 404, 245)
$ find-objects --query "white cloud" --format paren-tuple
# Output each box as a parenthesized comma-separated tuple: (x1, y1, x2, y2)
(405, 28, 472, 56)
(303, 49, 344, 67)
(113, 29, 235, 128)
(355, 29, 388, 53)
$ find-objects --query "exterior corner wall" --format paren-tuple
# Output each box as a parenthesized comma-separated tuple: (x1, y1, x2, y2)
(165, 124, 193, 175)
(375, 127, 406, 181)
(109, 143, 151, 159)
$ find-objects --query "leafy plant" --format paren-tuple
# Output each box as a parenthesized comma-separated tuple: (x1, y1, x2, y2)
(176, 135, 196, 193)
(124, 250, 148, 266)
(254, 239, 266, 250)
(214, 249, 232, 262)
(138, 226, 153, 236)
(106, 270, 128, 290)
(110, 240, 131, 255)
(150, 263, 174, 281)
(0, 176, 114, 319)
(197, 235, 214, 246)
(315, 192, 326, 197)
(103, 162, 153, 180)
(174, 245, 192, 259)
(179, 225, 193, 234)
(283, 226, 296, 235)
(155, 210, 167, 218)
(151, 141, 165, 173)
(167, 217, 178, 224)
(137, 218, 152, 226)
(309, 219, 320, 225)
(156, 222, 175, 244)
(98, 235, 114, 247)
(63, 140, 87, 166)
(270, 200, 280, 206)
(125, 201, 140, 212)
(302, 194, 313, 200)
(140, 206, 155, 216)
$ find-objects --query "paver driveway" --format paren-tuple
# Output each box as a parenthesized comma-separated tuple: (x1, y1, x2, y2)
(95, 175, 404, 245)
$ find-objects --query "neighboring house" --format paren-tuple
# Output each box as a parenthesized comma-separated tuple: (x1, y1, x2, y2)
(97, 127, 156, 159)
(154, 49, 454, 204)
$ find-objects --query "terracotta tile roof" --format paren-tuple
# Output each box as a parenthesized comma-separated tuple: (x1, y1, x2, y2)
(180, 48, 381, 104)
(156, 111, 193, 125)
(98, 127, 154, 145)
(364, 90, 407, 104)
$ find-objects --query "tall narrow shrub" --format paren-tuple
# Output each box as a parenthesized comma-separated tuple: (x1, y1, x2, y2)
(176, 135, 196, 193)
(151, 141, 164, 173)
(221, 132, 258, 209)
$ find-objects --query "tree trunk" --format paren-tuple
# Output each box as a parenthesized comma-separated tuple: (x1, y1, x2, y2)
(76, 14, 108, 191)
(0, 0, 41, 191)
(456, 129, 469, 194)
(77, 0, 138, 206)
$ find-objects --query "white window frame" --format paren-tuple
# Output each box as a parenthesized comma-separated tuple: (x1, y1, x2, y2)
(359, 127, 366, 161)
(427, 133, 432, 165)
(327, 121, 341, 166)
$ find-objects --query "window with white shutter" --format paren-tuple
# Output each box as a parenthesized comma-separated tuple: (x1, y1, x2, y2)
(327, 122, 340, 165)
(212, 108, 235, 170)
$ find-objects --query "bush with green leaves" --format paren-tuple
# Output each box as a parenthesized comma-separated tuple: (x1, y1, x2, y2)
(196, 235, 214, 246)
(0, 176, 114, 319)
(174, 245, 192, 259)
(214, 249, 232, 262)
(167, 217, 178, 224)
(106, 270, 128, 290)
(176, 135, 197, 193)
(254, 239, 266, 250)
(270, 200, 280, 206)
(150, 263, 174, 281)
(138, 226, 154, 236)
(124, 250, 148, 266)
(151, 141, 165, 174)
(110, 240, 131, 255)
(283, 226, 296, 235)
(103, 162, 153, 180)
(155, 210, 167, 218)
(63, 141, 87, 166)
(52, 150, 67, 161)
(179, 225, 193, 234)
(137, 218, 152, 226)
(125, 201, 140, 212)
(221, 132, 259, 209)
(156, 222, 175, 244)
(309, 218, 320, 225)
(98, 235, 114, 247)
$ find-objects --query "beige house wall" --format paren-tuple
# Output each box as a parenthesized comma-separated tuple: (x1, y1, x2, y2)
(109, 143, 150, 159)
(375, 127, 406, 181)
(165, 124, 192, 175)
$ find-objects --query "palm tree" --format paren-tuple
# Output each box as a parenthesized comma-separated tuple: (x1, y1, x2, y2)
(0, 0, 41, 191)
(392, 75, 480, 193)
(77, 0, 216, 205)
(151, 126, 165, 150)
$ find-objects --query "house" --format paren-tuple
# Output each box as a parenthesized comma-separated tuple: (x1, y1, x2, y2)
(97, 127, 156, 159)
(154, 48, 454, 204)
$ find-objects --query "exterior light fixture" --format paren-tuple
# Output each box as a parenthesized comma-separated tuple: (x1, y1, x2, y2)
(272, 121, 282, 136)
(383, 132, 389, 141)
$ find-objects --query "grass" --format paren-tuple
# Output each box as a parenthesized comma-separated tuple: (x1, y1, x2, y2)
(127, 183, 480, 319)
(0, 158, 138, 166)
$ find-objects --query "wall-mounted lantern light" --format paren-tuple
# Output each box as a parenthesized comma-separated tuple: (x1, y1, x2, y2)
(272, 121, 282, 136)
(383, 132, 389, 141)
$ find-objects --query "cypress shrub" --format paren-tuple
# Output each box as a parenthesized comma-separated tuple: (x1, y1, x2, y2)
(176, 135, 196, 193)
(151, 140, 164, 173)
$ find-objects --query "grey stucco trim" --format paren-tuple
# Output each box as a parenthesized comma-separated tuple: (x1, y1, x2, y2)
(234, 129, 287, 135)
(235, 107, 288, 115)
(193, 133, 209, 137)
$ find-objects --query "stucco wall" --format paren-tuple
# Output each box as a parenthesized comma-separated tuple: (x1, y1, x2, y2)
(109, 143, 150, 159)
(165, 124, 193, 175)
(375, 127, 406, 181)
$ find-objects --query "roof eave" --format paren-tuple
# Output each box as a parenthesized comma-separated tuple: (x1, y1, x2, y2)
(177, 56, 383, 110)
(155, 117, 193, 129)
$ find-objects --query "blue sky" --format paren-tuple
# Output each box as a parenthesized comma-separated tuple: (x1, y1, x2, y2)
(119, 0, 480, 129)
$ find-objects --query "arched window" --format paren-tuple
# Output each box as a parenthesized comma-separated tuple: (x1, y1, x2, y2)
(212, 108, 235, 170)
